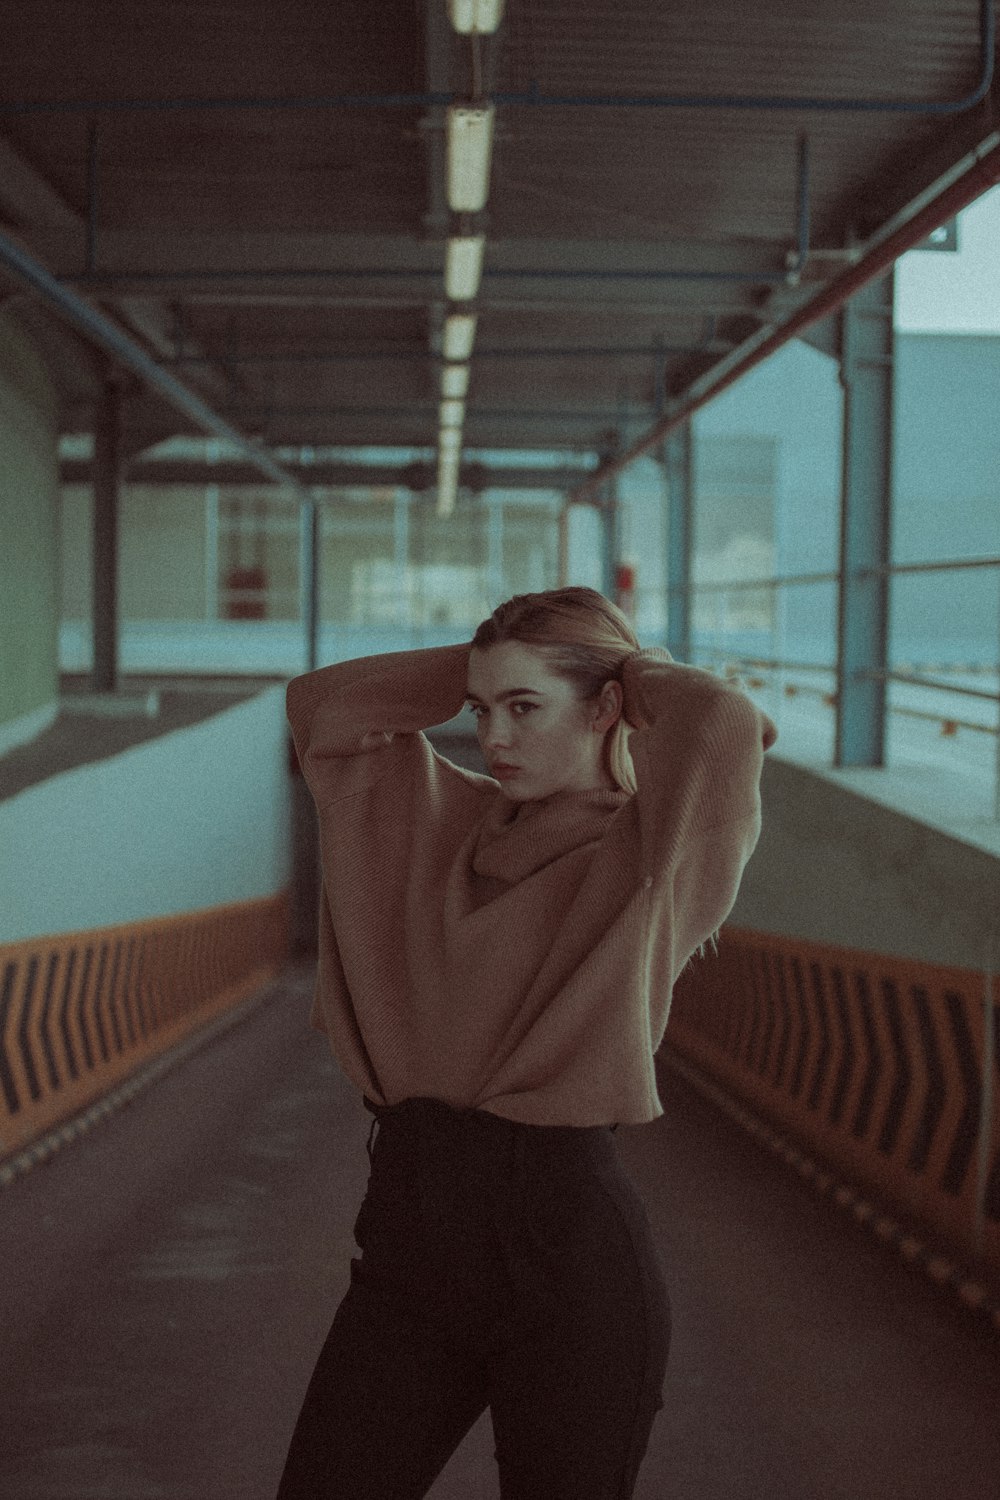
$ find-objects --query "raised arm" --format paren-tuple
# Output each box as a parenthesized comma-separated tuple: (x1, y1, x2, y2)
(286, 642, 472, 805)
(620, 648, 778, 953)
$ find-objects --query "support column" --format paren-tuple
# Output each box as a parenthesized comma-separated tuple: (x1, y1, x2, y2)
(486, 493, 504, 604)
(663, 422, 693, 662)
(300, 497, 320, 673)
(835, 271, 893, 768)
(600, 485, 620, 602)
(557, 499, 569, 588)
(92, 379, 122, 693)
(394, 489, 409, 626)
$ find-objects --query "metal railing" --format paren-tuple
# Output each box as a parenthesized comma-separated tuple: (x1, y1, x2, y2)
(671, 555, 1000, 819)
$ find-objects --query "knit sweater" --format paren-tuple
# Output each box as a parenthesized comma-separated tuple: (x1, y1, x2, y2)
(286, 642, 778, 1127)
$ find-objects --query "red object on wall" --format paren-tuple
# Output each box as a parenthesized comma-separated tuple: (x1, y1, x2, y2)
(614, 562, 637, 619)
(224, 565, 267, 620)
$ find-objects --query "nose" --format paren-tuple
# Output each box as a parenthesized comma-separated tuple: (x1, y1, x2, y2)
(482, 715, 513, 755)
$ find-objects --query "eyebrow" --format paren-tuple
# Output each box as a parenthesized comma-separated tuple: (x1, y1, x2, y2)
(465, 688, 545, 704)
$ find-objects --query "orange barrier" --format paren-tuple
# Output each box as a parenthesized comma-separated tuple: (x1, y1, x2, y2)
(0, 892, 290, 1162)
(667, 926, 1000, 1288)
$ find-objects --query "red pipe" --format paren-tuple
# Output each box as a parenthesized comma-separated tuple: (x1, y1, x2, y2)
(572, 133, 1000, 504)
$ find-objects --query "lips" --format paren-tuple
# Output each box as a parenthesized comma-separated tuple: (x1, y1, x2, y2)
(492, 763, 521, 776)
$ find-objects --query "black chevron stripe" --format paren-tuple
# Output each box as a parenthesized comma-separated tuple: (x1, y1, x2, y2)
(92, 943, 110, 1063)
(878, 977, 910, 1155)
(771, 951, 792, 1089)
(744, 956, 762, 1071)
(729, 957, 750, 1063)
(75, 946, 95, 1072)
(120, 938, 138, 1049)
(16, 957, 42, 1103)
(827, 966, 855, 1128)
(106, 941, 124, 1055)
(985, 1001, 1000, 1223)
(37, 952, 61, 1091)
(0, 961, 21, 1114)
(940, 990, 980, 1197)
(807, 962, 831, 1110)
(757, 951, 776, 1078)
(58, 949, 79, 1081)
(789, 955, 810, 1099)
(907, 984, 946, 1175)
(133, 940, 150, 1041)
(851, 969, 881, 1139)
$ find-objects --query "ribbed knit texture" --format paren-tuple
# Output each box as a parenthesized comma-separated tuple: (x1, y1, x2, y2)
(286, 643, 778, 1127)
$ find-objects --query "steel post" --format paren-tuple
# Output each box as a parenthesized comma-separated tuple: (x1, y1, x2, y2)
(835, 272, 894, 767)
(300, 499, 319, 673)
(664, 423, 693, 662)
(92, 379, 121, 693)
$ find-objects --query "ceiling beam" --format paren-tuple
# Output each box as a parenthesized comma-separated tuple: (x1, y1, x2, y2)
(0, 135, 245, 413)
(60, 459, 587, 491)
(0, 226, 312, 499)
(572, 129, 1000, 503)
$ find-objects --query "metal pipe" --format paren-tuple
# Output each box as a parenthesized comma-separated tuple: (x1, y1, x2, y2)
(85, 121, 99, 274)
(2, 0, 992, 117)
(157, 344, 708, 364)
(571, 132, 1000, 504)
(67, 264, 791, 287)
(0, 227, 312, 499)
(789, 134, 811, 279)
(92, 378, 121, 693)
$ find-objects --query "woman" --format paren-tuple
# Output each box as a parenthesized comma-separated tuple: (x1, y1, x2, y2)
(277, 585, 778, 1500)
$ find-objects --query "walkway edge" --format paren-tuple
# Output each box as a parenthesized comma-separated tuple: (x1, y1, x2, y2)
(0, 976, 285, 1192)
(661, 1046, 1000, 1338)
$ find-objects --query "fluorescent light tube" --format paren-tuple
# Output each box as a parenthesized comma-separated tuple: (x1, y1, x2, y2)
(441, 363, 470, 398)
(448, 0, 505, 33)
(439, 428, 462, 454)
(443, 313, 477, 361)
(445, 234, 485, 300)
(440, 398, 465, 427)
(447, 105, 495, 213)
(437, 454, 459, 517)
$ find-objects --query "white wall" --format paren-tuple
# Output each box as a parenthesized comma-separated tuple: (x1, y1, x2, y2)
(0, 687, 292, 943)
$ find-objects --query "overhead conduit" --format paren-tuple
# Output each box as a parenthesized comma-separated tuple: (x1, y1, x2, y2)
(0, 228, 312, 500)
(570, 129, 1000, 505)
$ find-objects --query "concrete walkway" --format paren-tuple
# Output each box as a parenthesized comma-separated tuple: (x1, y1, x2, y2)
(1, 965, 998, 1499)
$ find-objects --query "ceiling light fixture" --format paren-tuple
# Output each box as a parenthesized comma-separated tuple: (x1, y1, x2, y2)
(440, 398, 465, 427)
(439, 426, 462, 452)
(441, 363, 470, 398)
(448, 0, 505, 34)
(446, 105, 495, 213)
(445, 234, 485, 300)
(443, 312, 477, 361)
(437, 452, 460, 517)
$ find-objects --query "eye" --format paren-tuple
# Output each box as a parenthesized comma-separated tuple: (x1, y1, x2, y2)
(466, 702, 538, 718)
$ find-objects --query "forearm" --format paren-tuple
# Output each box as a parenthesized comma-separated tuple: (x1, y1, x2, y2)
(621, 647, 777, 849)
(287, 642, 472, 762)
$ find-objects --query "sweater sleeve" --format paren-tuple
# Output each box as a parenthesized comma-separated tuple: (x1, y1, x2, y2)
(621, 648, 778, 937)
(286, 642, 472, 809)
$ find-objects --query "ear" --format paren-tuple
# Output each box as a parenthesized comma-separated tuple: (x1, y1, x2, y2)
(592, 678, 624, 732)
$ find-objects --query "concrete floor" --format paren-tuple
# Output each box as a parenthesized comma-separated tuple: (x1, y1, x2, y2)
(1, 965, 998, 1500)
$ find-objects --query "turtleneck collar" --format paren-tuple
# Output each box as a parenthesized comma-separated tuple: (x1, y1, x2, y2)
(472, 784, 630, 883)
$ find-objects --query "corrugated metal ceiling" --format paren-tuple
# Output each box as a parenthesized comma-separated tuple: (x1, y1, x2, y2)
(0, 0, 994, 476)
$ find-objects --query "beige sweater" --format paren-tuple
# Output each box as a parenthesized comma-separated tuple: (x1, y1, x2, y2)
(286, 642, 778, 1127)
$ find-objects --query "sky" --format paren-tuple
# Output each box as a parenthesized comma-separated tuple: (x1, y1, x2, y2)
(894, 181, 1000, 334)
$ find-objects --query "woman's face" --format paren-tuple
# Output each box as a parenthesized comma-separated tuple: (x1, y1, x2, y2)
(466, 642, 622, 802)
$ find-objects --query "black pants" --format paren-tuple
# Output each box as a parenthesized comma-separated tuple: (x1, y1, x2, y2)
(276, 1095, 671, 1500)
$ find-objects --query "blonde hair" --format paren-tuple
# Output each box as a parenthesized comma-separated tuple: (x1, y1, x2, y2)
(471, 586, 640, 795)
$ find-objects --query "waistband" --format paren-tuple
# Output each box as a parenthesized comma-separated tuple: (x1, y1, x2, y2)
(362, 1093, 618, 1164)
